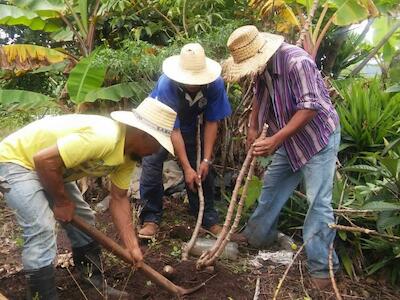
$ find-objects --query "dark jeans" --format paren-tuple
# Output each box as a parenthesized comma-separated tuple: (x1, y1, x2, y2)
(139, 131, 218, 228)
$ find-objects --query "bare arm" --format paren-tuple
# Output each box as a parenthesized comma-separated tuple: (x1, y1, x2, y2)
(198, 121, 218, 180)
(33, 145, 75, 222)
(171, 128, 199, 191)
(203, 121, 218, 161)
(253, 109, 317, 156)
(171, 128, 191, 172)
(109, 183, 143, 267)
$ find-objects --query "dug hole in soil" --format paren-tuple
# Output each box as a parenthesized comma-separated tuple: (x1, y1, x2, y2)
(1, 195, 400, 299)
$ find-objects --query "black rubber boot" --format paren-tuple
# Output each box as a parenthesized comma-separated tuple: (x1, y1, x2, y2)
(25, 264, 58, 300)
(72, 241, 128, 299)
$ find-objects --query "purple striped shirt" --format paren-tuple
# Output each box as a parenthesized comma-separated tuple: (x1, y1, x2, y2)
(254, 43, 339, 171)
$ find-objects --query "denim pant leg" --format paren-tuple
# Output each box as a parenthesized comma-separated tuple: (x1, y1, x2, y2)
(182, 131, 219, 229)
(61, 182, 95, 248)
(0, 163, 57, 271)
(244, 147, 302, 248)
(301, 128, 341, 278)
(139, 147, 169, 224)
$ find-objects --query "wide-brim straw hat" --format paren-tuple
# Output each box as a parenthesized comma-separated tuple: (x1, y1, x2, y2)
(223, 25, 284, 82)
(162, 43, 221, 85)
(111, 97, 177, 155)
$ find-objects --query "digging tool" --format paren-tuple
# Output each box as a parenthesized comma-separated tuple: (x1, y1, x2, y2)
(71, 215, 205, 296)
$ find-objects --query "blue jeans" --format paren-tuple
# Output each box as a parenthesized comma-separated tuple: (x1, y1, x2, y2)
(244, 127, 341, 278)
(140, 131, 219, 228)
(0, 163, 95, 271)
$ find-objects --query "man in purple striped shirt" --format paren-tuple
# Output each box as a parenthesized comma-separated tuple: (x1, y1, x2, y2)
(223, 26, 340, 289)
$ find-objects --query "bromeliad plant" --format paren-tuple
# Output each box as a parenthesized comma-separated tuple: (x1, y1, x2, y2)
(335, 79, 400, 154)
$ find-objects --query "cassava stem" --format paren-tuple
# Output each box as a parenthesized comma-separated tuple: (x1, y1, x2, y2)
(197, 124, 268, 268)
(182, 116, 205, 260)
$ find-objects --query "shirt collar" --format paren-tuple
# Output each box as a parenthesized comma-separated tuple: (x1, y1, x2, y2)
(178, 86, 206, 107)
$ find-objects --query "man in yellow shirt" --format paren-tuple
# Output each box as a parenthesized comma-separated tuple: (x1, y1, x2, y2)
(0, 97, 176, 299)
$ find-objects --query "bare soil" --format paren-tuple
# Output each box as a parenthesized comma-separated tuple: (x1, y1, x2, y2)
(1, 196, 400, 300)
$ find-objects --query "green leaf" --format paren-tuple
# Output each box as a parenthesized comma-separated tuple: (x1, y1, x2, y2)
(338, 230, 347, 241)
(79, 0, 88, 32)
(329, 0, 379, 26)
(0, 4, 60, 32)
(51, 28, 74, 42)
(84, 82, 143, 103)
(382, 137, 400, 155)
(339, 247, 353, 278)
(12, 0, 66, 18)
(243, 175, 262, 211)
(341, 165, 379, 173)
(366, 258, 391, 275)
(377, 216, 400, 230)
(363, 201, 400, 211)
(380, 158, 400, 178)
(0, 89, 53, 109)
(66, 50, 106, 104)
(30, 61, 68, 74)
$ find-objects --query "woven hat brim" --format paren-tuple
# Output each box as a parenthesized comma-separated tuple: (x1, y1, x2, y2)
(162, 56, 222, 85)
(222, 32, 284, 83)
(110, 111, 174, 156)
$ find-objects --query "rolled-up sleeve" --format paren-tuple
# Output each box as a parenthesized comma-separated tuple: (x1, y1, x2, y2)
(289, 59, 324, 111)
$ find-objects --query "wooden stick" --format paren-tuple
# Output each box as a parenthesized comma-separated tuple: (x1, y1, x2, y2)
(196, 141, 254, 265)
(197, 124, 267, 268)
(253, 276, 261, 300)
(0, 291, 8, 300)
(71, 216, 204, 296)
(200, 124, 268, 267)
(272, 242, 306, 300)
(329, 224, 400, 240)
(329, 243, 342, 300)
(182, 116, 205, 260)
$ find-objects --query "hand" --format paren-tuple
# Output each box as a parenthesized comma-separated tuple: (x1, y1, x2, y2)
(197, 161, 209, 181)
(247, 127, 258, 150)
(252, 135, 280, 157)
(128, 245, 143, 269)
(53, 200, 75, 222)
(184, 167, 200, 192)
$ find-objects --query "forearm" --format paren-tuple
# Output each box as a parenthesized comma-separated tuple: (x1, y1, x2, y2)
(171, 129, 192, 171)
(33, 146, 69, 204)
(274, 109, 317, 143)
(109, 193, 139, 249)
(203, 121, 218, 161)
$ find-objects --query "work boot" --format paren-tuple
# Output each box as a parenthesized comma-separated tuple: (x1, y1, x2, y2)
(25, 264, 58, 300)
(138, 222, 159, 239)
(72, 241, 128, 299)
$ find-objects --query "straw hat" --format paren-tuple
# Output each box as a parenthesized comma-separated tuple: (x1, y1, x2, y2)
(222, 25, 284, 82)
(111, 97, 177, 155)
(162, 43, 221, 85)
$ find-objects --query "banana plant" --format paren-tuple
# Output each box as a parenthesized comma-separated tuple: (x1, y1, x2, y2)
(1, 49, 146, 111)
(0, 0, 103, 56)
(250, 0, 379, 59)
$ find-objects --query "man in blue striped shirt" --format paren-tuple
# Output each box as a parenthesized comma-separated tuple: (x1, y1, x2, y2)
(224, 25, 340, 289)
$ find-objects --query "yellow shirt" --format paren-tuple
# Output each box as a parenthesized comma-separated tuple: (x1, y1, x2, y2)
(0, 114, 135, 189)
